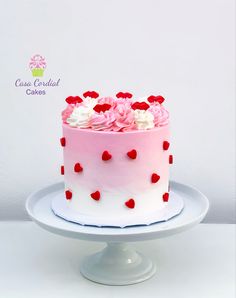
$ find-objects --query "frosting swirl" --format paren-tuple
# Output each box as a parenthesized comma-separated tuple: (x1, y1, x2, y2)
(112, 102, 135, 131)
(83, 97, 98, 109)
(62, 104, 74, 123)
(134, 109, 154, 130)
(90, 111, 116, 131)
(98, 97, 116, 106)
(148, 104, 169, 127)
(66, 106, 94, 128)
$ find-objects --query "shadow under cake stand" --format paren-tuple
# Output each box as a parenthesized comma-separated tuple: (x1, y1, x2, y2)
(25, 181, 209, 286)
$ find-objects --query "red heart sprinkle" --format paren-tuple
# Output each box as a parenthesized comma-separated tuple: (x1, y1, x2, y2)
(65, 96, 83, 104)
(102, 104, 112, 111)
(74, 163, 83, 172)
(60, 137, 66, 147)
(163, 141, 170, 150)
(163, 192, 169, 202)
(102, 150, 112, 161)
(131, 101, 150, 111)
(65, 190, 72, 200)
(83, 91, 99, 99)
(93, 104, 102, 113)
(116, 92, 133, 99)
(151, 173, 160, 183)
(127, 149, 137, 159)
(169, 155, 173, 164)
(61, 166, 64, 175)
(147, 95, 165, 104)
(125, 198, 135, 209)
(93, 104, 111, 113)
(147, 96, 155, 103)
(90, 191, 100, 201)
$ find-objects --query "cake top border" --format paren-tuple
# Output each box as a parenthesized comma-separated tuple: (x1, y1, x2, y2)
(62, 91, 169, 132)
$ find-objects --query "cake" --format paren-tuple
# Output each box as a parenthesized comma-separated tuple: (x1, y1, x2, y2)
(59, 91, 173, 227)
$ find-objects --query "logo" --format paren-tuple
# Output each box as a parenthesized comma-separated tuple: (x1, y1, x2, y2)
(15, 54, 60, 95)
(29, 54, 46, 77)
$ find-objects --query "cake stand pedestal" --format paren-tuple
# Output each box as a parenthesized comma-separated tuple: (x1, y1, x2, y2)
(80, 242, 156, 285)
(26, 181, 209, 286)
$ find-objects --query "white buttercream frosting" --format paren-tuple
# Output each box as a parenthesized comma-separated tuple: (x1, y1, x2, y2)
(134, 109, 155, 130)
(83, 97, 98, 109)
(66, 106, 94, 128)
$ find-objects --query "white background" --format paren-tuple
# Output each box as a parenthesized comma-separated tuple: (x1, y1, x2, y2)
(0, 0, 235, 222)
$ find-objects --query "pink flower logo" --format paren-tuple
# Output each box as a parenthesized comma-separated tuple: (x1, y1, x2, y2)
(29, 54, 46, 77)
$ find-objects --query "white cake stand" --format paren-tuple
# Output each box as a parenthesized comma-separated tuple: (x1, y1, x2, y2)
(25, 181, 209, 286)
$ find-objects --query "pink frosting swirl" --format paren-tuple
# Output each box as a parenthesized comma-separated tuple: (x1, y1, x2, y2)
(90, 111, 116, 131)
(112, 102, 135, 131)
(148, 103, 169, 127)
(98, 97, 116, 106)
(62, 104, 74, 123)
(116, 98, 133, 104)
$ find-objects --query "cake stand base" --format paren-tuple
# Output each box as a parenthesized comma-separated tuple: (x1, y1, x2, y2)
(26, 181, 209, 286)
(80, 242, 156, 285)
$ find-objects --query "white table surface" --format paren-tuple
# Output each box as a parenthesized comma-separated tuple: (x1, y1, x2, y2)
(0, 222, 235, 298)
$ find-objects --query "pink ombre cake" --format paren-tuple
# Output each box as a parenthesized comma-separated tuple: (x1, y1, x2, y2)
(59, 91, 173, 227)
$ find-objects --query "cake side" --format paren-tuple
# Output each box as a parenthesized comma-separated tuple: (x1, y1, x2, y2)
(61, 124, 171, 219)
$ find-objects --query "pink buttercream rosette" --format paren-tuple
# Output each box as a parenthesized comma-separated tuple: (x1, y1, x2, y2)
(98, 97, 117, 106)
(90, 111, 116, 131)
(148, 104, 169, 127)
(62, 105, 75, 123)
(111, 102, 135, 131)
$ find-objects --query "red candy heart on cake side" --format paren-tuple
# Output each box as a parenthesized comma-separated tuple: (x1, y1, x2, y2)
(147, 95, 165, 104)
(60, 137, 66, 147)
(125, 198, 135, 209)
(65, 190, 72, 200)
(169, 154, 173, 164)
(102, 150, 112, 161)
(162, 192, 169, 202)
(127, 149, 137, 159)
(74, 163, 83, 172)
(61, 165, 64, 175)
(151, 173, 160, 183)
(90, 191, 101, 201)
(163, 141, 170, 151)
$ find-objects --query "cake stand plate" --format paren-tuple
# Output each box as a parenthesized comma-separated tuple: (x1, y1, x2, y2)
(26, 181, 209, 286)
